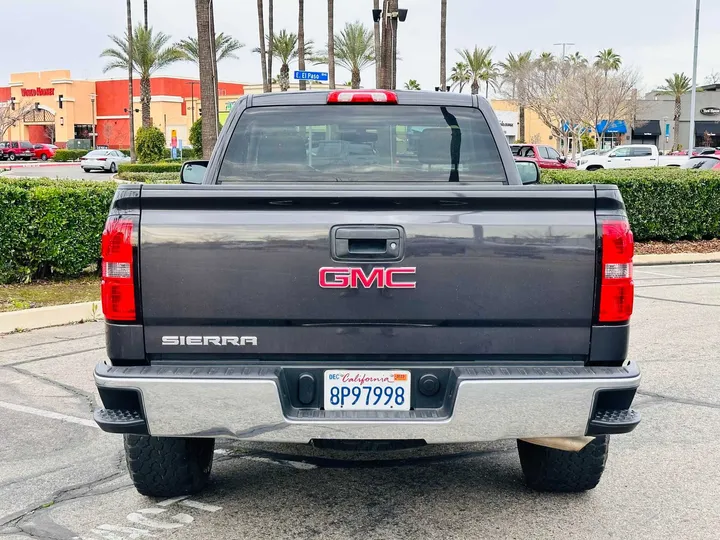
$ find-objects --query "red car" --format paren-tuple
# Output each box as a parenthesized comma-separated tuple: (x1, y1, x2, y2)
(33, 143, 58, 161)
(0, 141, 35, 161)
(510, 144, 577, 169)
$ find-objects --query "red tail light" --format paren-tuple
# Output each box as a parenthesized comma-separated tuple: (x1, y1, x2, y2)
(598, 220, 634, 322)
(101, 218, 136, 321)
(327, 90, 398, 104)
(97, 158, 107, 161)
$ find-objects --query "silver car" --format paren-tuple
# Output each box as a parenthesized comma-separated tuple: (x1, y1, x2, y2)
(80, 149, 131, 173)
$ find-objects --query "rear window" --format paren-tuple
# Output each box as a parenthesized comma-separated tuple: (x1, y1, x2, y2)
(85, 150, 110, 157)
(682, 157, 720, 170)
(218, 105, 507, 183)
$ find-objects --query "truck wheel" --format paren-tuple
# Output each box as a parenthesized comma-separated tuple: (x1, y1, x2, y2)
(586, 165, 602, 171)
(124, 435, 215, 497)
(517, 436, 609, 493)
(8, 154, 15, 161)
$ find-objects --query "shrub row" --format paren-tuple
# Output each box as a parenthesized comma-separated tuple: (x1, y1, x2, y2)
(52, 149, 88, 162)
(0, 178, 117, 283)
(118, 162, 183, 173)
(116, 171, 180, 184)
(541, 168, 720, 241)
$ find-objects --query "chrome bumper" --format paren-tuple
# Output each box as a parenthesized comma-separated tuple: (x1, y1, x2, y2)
(94, 363, 641, 444)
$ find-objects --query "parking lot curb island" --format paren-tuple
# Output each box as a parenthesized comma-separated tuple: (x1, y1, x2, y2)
(634, 252, 720, 266)
(0, 301, 103, 334)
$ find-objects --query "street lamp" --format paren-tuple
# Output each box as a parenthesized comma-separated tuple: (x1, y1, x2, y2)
(186, 81, 199, 124)
(688, 0, 701, 152)
(90, 93, 97, 149)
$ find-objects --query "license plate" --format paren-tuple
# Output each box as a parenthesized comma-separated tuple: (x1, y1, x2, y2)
(324, 370, 411, 411)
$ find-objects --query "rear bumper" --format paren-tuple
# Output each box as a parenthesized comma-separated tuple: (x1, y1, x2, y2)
(94, 362, 641, 444)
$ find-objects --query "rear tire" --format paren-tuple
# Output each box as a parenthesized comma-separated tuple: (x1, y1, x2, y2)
(41, 154, 48, 161)
(8, 154, 15, 161)
(124, 435, 215, 497)
(517, 436, 609, 493)
(110, 162, 117, 173)
(82, 168, 90, 172)
(586, 165, 602, 171)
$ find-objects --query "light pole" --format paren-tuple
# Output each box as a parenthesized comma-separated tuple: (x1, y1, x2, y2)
(554, 42, 575, 59)
(372, 3, 407, 89)
(90, 93, 97, 149)
(688, 0, 701, 152)
(186, 81, 199, 124)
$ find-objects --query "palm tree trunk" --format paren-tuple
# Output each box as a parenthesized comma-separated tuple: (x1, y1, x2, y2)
(390, 0, 398, 89)
(379, 0, 392, 89)
(674, 97, 681, 150)
(127, 0, 136, 163)
(195, 0, 218, 158)
(327, 0, 335, 89)
(351, 69, 360, 89)
(267, 0, 273, 92)
(471, 80, 479, 95)
(519, 106, 526, 143)
(440, 0, 447, 91)
(280, 64, 290, 91)
(298, 0, 306, 90)
(485, 82, 489, 99)
(256, 0, 268, 92)
(373, 0, 381, 87)
(143, 0, 148, 29)
(141, 76, 151, 128)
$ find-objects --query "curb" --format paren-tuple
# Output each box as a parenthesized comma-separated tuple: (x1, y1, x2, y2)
(1, 162, 79, 169)
(635, 252, 720, 266)
(0, 302, 103, 334)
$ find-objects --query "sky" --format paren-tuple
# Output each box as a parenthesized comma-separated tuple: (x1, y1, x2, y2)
(3, 0, 720, 94)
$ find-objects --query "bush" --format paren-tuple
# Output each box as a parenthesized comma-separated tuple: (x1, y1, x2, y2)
(53, 149, 87, 162)
(0, 178, 117, 283)
(135, 126, 167, 163)
(118, 162, 182, 173)
(116, 171, 180, 184)
(542, 168, 720, 241)
(189, 119, 202, 158)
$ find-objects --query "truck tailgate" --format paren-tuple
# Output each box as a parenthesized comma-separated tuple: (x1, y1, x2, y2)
(139, 184, 598, 359)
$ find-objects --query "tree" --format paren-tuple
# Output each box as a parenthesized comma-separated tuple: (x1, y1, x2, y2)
(704, 70, 720, 85)
(126, 0, 136, 162)
(189, 118, 202, 157)
(479, 57, 500, 98)
(268, 0, 274, 91)
(143, 0, 148, 29)
(135, 126, 166, 163)
(449, 62, 470, 93)
(0, 100, 34, 139)
(256, 30, 314, 91)
(316, 22, 374, 89)
(595, 48, 622, 76)
(499, 51, 532, 142)
(194, 0, 219, 158)
(373, 0, 381, 87)
(404, 79, 421, 90)
(256, 0, 269, 92)
(101, 24, 184, 128)
(657, 72, 692, 150)
(456, 46, 494, 95)
(177, 33, 244, 65)
(440, 0, 447, 91)
(567, 52, 588, 67)
(327, 0, 335, 89)
(297, 0, 306, 90)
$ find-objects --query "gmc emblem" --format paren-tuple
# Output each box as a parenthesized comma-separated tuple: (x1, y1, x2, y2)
(319, 267, 416, 289)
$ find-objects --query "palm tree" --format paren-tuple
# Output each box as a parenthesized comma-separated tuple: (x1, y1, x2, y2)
(268, 0, 274, 91)
(449, 62, 470, 93)
(566, 51, 588, 67)
(256, 0, 269, 92)
(658, 73, 692, 150)
(126, 0, 136, 162)
(404, 79, 421, 90)
(255, 30, 314, 91)
(101, 24, 184, 128)
(327, 0, 335, 89)
(316, 22, 374, 89)
(456, 46, 494, 95)
(595, 48, 622, 76)
(440, 0, 447, 91)
(177, 33, 244, 65)
(499, 51, 532, 142)
(373, 0, 381, 87)
(537, 52, 555, 70)
(298, 0, 306, 90)
(479, 60, 500, 98)
(194, 0, 218, 157)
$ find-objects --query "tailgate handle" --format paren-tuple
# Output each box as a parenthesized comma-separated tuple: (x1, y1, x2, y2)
(331, 226, 404, 261)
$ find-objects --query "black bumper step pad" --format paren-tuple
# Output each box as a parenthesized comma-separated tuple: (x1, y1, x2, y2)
(94, 408, 148, 435)
(587, 408, 640, 435)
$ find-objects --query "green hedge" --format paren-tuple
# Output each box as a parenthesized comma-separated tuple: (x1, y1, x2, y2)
(0, 178, 117, 283)
(53, 149, 88, 162)
(116, 171, 180, 184)
(118, 162, 183, 173)
(542, 168, 720, 241)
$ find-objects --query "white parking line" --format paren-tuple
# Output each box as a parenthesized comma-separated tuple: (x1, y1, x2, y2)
(179, 500, 223, 513)
(0, 400, 98, 428)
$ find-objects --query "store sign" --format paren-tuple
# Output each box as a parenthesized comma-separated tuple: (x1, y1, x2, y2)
(494, 110, 518, 137)
(700, 107, 720, 116)
(21, 87, 55, 97)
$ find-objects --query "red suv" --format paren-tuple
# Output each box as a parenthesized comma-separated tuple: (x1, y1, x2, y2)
(33, 143, 58, 161)
(0, 141, 35, 161)
(511, 144, 577, 169)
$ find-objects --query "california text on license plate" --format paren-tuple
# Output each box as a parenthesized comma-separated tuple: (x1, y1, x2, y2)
(323, 370, 411, 411)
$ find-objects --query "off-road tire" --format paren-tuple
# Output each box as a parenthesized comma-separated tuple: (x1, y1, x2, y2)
(517, 435, 609, 493)
(124, 435, 215, 497)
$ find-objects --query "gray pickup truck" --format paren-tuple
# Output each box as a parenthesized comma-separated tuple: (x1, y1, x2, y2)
(94, 90, 640, 497)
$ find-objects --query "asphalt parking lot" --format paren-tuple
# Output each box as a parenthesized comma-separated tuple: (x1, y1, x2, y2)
(1, 263, 719, 540)
(1, 165, 112, 180)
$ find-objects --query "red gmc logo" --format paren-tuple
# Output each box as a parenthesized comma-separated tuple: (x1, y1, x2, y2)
(319, 267, 416, 289)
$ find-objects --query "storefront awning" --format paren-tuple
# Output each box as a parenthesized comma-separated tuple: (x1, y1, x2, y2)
(597, 120, 627, 134)
(632, 120, 661, 137)
(695, 121, 720, 136)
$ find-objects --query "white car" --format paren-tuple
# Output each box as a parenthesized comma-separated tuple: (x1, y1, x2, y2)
(80, 149, 131, 173)
(577, 144, 688, 170)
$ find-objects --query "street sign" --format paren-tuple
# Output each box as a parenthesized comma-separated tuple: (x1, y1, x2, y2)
(171, 147, 177, 160)
(294, 70, 329, 81)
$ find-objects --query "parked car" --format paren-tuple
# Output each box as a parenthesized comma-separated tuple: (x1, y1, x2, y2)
(93, 89, 640, 497)
(669, 147, 720, 156)
(33, 143, 58, 161)
(577, 144, 688, 170)
(681, 155, 720, 170)
(0, 141, 35, 161)
(80, 149, 130, 173)
(510, 144, 577, 169)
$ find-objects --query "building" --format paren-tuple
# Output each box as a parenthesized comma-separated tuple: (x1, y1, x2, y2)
(1, 70, 244, 148)
(490, 100, 554, 145)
